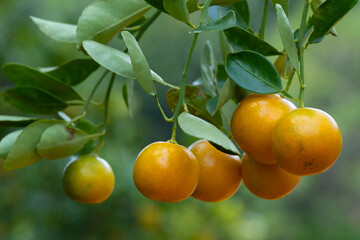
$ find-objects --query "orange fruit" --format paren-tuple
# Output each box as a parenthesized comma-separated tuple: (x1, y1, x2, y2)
(241, 154, 301, 200)
(189, 140, 242, 202)
(133, 142, 199, 203)
(62, 154, 115, 204)
(231, 94, 296, 164)
(272, 107, 342, 176)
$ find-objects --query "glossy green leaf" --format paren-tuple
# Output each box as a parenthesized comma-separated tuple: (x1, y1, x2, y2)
(76, 0, 150, 48)
(122, 79, 135, 118)
(178, 112, 239, 154)
(191, 10, 236, 33)
(209, 1, 250, 28)
(121, 31, 154, 95)
(276, 4, 299, 74)
(37, 123, 98, 160)
(271, 0, 289, 15)
(0, 130, 22, 160)
(2, 87, 68, 115)
(83, 40, 169, 87)
(3, 120, 60, 171)
(0, 115, 37, 128)
(30, 16, 77, 43)
(310, 0, 337, 36)
(163, 0, 193, 27)
(219, 31, 234, 63)
(216, 64, 228, 90)
(200, 41, 217, 97)
(206, 96, 219, 116)
(309, 0, 358, 44)
(2, 63, 82, 101)
(225, 51, 282, 94)
(224, 27, 282, 56)
(167, 86, 223, 126)
(42, 59, 99, 86)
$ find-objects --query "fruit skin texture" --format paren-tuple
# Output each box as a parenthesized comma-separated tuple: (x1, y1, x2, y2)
(272, 107, 342, 176)
(62, 154, 115, 204)
(189, 140, 242, 202)
(231, 94, 296, 164)
(133, 142, 199, 203)
(241, 154, 301, 200)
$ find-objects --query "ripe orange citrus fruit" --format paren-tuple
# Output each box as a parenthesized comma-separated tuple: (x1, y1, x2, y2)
(272, 107, 342, 176)
(62, 154, 115, 204)
(188, 140, 242, 202)
(241, 154, 301, 200)
(231, 94, 296, 164)
(133, 142, 199, 203)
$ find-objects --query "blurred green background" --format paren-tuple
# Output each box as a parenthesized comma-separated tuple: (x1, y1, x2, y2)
(1, 0, 360, 239)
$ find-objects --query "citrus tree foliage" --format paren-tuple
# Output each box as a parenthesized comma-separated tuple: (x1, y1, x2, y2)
(0, 0, 357, 177)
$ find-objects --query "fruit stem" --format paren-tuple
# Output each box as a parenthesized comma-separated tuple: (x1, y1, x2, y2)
(298, 0, 310, 108)
(259, 0, 269, 39)
(154, 87, 173, 122)
(170, 0, 212, 142)
(94, 73, 115, 153)
(101, 73, 116, 130)
(285, 69, 296, 92)
(69, 70, 109, 124)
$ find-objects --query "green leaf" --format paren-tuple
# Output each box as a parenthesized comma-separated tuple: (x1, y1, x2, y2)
(42, 59, 99, 86)
(122, 79, 135, 118)
(178, 112, 239, 154)
(309, 0, 358, 44)
(2, 63, 82, 101)
(0, 115, 37, 128)
(271, 0, 289, 15)
(209, 1, 250, 28)
(145, 0, 167, 12)
(121, 31, 154, 95)
(30, 16, 77, 43)
(163, 0, 194, 27)
(82, 40, 169, 87)
(275, 4, 300, 74)
(37, 123, 98, 160)
(206, 78, 235, 116)
(2, 87, 68, 115)
(167, 86, 223, 126)
(225, 51, 282, 94)
(310, 0, 337, 36)
(74, 119, 99, 156)
(200, 41, 217, 97)
(0, 130, 22, 160)
(191, 10, 236, 33)
(215, 78, 236, 112)
(76, 0, 150, 48)
(216, 64, 228, 90)
(219, 31, 234, 62)
(75, 118, 99, 134)
(206, 96, 219, 116)
(224, 27, 282, 56)
(4, 120, 60, 171)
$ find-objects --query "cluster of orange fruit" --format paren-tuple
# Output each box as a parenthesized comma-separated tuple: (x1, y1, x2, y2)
(133, 94, 342, 202)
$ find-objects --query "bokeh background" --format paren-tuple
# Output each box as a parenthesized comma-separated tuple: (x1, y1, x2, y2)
(1, 0, 360, 239)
